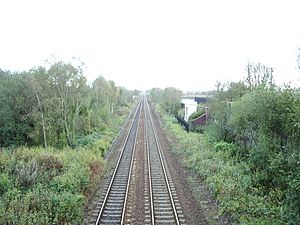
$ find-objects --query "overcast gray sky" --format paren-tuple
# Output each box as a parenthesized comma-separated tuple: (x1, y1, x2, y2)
(1, 0, 300, 91)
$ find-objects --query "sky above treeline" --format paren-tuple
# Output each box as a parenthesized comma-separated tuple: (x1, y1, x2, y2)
(1, 0, 300, 92)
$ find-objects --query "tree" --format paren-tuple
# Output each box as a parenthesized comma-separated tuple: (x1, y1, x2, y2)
(0, 60, 134, 148)
(48, 61, 86, 148)
(148, 88, 163, 104)
(25, 67, 48, 148)
(106, 80, 118, 115)
(245, 62, 274, 89)
(0, 71, 35, 146)
(163, 87, 182, 115)
(148, 87, 182, 115)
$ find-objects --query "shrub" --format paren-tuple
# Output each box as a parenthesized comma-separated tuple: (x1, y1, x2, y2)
(284, 171, 300, 225)
(0, 173, 12, 194)
(75, 132, 101, 146)
(161, 111, 286, 224)
(205, 101, 233, 143)
(0, 151, 10, 172)
(51, 191, 84, 224)
(37, 154, 64, 172)
(214, 141, 235, 154)
(15, 159, 38, 189)
(0, 102, 125, 224)
(0, 144, 105, 224)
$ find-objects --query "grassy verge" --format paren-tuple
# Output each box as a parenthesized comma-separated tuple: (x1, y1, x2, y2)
(160, 112, 284, 225)
(0, 106, 132, 225)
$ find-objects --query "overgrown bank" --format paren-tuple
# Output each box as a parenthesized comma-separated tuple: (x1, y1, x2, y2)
(0, 112, 130, 224)
(149, 72, 300, 224)
(161, 113, 283, 224)
(0, 60, 137, 224)
(157, 88, 300, 225)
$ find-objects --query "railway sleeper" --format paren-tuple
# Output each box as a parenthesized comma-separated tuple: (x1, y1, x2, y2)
(101, 213, 121, 218)
(154, 207, 173, 211)
(99, 218, 120, 224)
(155, 218, 176, 223)
(107, 199, 123, 204)
(154, 203, 173, 207)
(153, 193, 169, 197)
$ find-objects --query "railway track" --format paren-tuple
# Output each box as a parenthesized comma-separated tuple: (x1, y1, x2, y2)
(144, 98, 185, 225)
(93, 97, 185, 225)
(94, 99, 142, 225)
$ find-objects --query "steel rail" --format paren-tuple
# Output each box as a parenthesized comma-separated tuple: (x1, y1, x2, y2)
(95, 99, 142, 225)
(144, 98, 155, 225)
(120, 99, 142, 224)
(145, 97, 181, 225)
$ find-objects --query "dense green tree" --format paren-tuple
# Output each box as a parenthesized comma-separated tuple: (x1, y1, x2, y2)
(162, 87, 182, 115)
(0, 71, 35, 146)
(47, 62, 87, 148)
(148, 87, 182, 115)
(25, 67, 49, 148)
(206, 82, 300, 223)
(0, 61, 135, 148)
(148, 88, 163, 104)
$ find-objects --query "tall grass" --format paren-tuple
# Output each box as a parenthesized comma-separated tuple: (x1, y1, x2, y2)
(0, 132, 114, 224)
(161, 113, 284, 225)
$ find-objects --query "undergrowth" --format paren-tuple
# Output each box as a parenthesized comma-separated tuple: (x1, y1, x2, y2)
(0, 105, 131, 224)
(161, 113, 285, 225)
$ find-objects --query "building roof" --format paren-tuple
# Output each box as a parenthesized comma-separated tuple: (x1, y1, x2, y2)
(181, 98, 197, 106)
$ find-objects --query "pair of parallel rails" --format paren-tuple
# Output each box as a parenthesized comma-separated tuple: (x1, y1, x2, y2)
(93, 98, 185, 225)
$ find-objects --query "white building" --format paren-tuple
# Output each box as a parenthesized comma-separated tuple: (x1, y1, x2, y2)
(181, 98, 198, 121)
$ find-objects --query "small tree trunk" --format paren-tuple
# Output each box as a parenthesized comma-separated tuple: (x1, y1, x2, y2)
(34, 88, 48, 149)
(28, 77, 48, 149)
(62, 99, 74, 148)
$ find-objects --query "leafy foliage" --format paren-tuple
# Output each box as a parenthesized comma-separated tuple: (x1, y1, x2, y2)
(0, 141, 109, 224)
(0, 61, 136, 148)
(162, 113, 284, 224)
(148, 87, 182, 115)
(204, 84, 300, 224)
(157, 76, 300, 224)
(0, 60, 135, 224)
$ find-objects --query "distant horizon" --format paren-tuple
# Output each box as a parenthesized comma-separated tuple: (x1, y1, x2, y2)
(1, 56, 299, 94)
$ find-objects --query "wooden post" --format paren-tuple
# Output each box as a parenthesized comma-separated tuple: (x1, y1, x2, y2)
(205, 107, 209, 120)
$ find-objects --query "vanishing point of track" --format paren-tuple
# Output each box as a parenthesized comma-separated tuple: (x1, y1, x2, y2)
(93, 97, 185, 225)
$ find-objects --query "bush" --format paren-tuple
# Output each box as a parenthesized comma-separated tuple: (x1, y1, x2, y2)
(0, 86, 130, 224)
(15, 159, 38, 189)
(206, 101, 233, 143)
(161, 111, 285, 224)
(284, 171, 300, 225)
(75, 132, 101, 146)
(51, 191, 84, 224)
(0, 185, 84, 224)
(214, 141, 235, 154)
(51, 164, 90, 193)
(0, 143, 106, 224)
(0, 173, 12, 194)
(38, 154, 63, 170)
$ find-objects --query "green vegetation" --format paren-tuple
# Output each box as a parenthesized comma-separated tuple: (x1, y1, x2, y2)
(0, 63, 135, 148)
(188, 109, 205, 121)
(208, 86, 300, 224)
(154, 63, 300, 224)
(0, 61, 135, 224)
(148, 87, 182, 115)
(0, 145, 106, 224)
